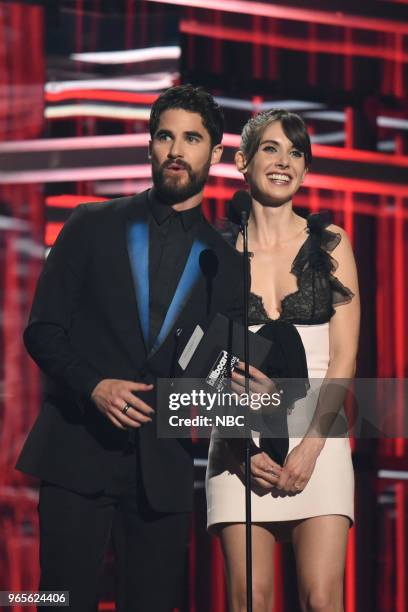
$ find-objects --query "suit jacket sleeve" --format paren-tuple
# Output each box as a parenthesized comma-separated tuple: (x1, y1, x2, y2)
(24, 204, 104, 399)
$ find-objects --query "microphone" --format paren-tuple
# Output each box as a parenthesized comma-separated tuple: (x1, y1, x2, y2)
(228, 189, 253, 608)
(227, 190, 251, 226)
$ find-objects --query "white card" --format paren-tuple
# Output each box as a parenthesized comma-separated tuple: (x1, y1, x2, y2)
(178, 324, 204, 371)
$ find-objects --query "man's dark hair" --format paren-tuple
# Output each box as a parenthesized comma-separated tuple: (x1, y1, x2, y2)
(149, 84, 224, 147)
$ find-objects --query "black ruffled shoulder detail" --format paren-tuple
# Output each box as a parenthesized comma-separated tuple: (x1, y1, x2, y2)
(307, 211, 341, 253)
(291, 211, 354, 308)
(292, 211, 336, 275)
(330, 274, 355, 307)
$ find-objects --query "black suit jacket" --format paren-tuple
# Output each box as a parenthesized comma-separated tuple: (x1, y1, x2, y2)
(16, 191, 244, 512)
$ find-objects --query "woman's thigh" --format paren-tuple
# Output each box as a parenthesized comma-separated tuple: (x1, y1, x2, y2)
(291, 515, 350, 610)
(218, 523, 276, 611)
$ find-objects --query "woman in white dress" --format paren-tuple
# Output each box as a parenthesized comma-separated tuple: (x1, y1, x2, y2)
(206, 109, 360, 612)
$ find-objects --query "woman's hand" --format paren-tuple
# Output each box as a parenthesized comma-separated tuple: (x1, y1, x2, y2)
(239, 451, 283, 491)
(231, 361, 277, 396)
(276, 438, 324, 494)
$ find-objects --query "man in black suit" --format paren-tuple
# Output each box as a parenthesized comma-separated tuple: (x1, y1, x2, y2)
(16, 85, 243, 611)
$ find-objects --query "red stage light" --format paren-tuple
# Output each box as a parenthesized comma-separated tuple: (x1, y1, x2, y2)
(45, 90, 159, 104)
(45, 222, 63, 246)
(46, 194, 108, 208)
(345, 525, 357, 612)
(180, 19, 408, 63)
(149, 0, 408, 34)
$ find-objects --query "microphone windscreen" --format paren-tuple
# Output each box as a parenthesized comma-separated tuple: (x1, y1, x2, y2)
(227, 190, 251, 224)
(199, 249, 219, 279)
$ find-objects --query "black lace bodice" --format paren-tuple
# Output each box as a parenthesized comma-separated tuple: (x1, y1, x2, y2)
(219, 212, 354, 326)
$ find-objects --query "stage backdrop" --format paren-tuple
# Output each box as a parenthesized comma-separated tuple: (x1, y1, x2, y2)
(0, 2, 407, 611)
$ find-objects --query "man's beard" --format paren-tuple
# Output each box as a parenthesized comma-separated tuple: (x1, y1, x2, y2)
(152, 157, 211, 204)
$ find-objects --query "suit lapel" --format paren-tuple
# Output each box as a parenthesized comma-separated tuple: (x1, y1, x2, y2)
(127, 220, 149, 348)
(125, 193, 150, 353)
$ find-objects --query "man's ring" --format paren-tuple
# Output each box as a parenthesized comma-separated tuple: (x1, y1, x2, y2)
(122, 403, 131, 415)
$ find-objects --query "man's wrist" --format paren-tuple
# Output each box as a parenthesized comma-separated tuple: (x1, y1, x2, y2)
(88, 376, 105, 401)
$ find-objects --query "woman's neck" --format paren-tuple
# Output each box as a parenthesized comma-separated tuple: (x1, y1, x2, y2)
(248, 198, 305, 248)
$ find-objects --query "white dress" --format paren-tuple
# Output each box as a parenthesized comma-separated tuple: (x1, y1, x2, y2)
(206, 213, 355, 535)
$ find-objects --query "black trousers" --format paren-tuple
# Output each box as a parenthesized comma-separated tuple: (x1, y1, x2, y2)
(37, 455, 190, 612)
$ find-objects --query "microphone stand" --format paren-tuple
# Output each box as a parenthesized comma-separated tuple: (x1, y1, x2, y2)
(240, 209, 253, 612)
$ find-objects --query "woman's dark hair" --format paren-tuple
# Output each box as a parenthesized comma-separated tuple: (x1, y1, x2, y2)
(149, 84, 224, 148)
(240, 109, 312, 168)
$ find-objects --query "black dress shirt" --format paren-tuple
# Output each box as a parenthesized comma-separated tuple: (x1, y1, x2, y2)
(148, 189, 203, 349)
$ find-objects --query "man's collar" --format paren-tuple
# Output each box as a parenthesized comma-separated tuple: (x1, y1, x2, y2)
(148, 188, 202, 230)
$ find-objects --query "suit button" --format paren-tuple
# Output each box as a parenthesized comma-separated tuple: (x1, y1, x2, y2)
(139, 368, 147, 379)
